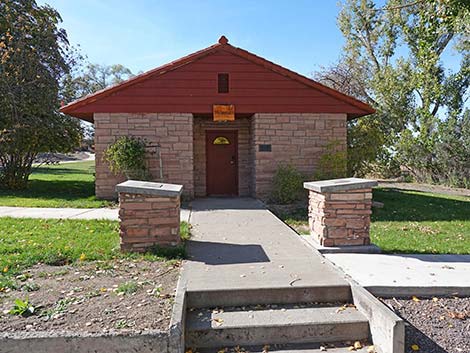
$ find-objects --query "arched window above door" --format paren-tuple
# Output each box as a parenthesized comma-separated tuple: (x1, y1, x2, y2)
(213, 136, 230, 145)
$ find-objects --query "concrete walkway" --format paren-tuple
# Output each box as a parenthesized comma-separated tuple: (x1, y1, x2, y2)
(181, 198, 470, 298)
(326, 253, 470, 297)
(0, 206, 119, 220)
(183, 198, 347, 294)
(0, 206, 191, 222)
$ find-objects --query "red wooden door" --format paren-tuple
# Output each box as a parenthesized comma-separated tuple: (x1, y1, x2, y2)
(206, 130, 238, 196)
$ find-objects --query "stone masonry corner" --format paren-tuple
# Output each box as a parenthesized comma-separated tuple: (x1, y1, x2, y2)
(116, 180, 183, 252)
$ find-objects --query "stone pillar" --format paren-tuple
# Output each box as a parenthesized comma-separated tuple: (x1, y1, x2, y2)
(303, 178, 377, 247)
(116, 180, 183, 252)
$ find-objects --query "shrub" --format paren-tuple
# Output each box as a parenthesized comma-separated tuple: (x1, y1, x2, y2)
(104, 136, 149, 180)
(271, 164, 304, 204)
(180, 221, 191, 241)
(314, 140, 348, 180)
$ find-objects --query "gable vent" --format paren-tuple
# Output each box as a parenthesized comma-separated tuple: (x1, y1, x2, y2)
(218, 73, 229, 93)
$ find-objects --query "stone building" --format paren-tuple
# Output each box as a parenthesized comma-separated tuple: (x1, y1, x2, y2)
(61, 36, 374, 200)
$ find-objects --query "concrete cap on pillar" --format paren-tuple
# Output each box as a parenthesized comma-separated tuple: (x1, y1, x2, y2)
(116, 180, 183, 197)
(303, 178, 378, 193)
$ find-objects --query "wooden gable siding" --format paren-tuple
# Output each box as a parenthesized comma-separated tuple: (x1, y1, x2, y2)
(70, 50, 365, 116)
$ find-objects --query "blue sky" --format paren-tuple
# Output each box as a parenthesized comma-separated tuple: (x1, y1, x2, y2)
(38, 0, 462, 77)
(37, 0, 351, 76)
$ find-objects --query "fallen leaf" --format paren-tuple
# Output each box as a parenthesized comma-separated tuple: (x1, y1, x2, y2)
(79, 253, 86, 261)
(212, 317, 224, 326)
(411, 344, 420, 351)
(432, 297, 439, 302)
(448, 311, 467, 320)
(354, 341, 362, 350)
(262, 344, 270, 352)
(336, 304, 356, 313)
(412, 296, 420, 302)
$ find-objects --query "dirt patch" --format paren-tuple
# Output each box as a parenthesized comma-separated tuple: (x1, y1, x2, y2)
(383, 296, 470, 353)
(379, 181, 470, 198)
(0, 260, 180, 334)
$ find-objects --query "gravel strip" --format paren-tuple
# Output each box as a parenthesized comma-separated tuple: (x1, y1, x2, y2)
(383, 297, 470, 353)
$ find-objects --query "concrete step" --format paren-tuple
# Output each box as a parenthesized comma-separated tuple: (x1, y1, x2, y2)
(186, 285, 352, 308)
(186, 304, 369, 348)
(195, 344, 372, 353)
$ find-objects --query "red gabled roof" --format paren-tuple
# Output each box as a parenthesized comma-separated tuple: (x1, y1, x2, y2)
(61, 36, 375, 122)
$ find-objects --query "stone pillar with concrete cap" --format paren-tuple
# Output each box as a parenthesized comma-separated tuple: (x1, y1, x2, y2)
(303, 178, 377, 247)
(116, 180, 183, 252)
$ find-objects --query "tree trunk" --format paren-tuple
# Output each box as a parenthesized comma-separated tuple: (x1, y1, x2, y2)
(0, 154, 35, 190)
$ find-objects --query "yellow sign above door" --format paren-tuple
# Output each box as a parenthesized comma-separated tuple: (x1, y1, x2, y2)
(213, 104, 235, 122)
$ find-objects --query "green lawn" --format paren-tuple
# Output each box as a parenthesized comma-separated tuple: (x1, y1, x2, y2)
(278, 188, 470, 254)
(0, 217, 190, 289)
(0, 161, 113, 208)
(371, 188, 469, 254)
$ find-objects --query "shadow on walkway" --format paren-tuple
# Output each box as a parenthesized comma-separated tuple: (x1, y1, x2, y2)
(189, 197, 265, 211)
(187, 240, 270, 265)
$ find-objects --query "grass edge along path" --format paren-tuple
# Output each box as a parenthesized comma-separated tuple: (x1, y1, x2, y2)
(277, 188, 470, 255)
(0, 217, 190, 290)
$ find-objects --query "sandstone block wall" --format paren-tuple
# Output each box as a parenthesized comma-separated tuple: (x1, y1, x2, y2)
(94, 112, 347, 201)
(251, 113, 347, 200)
(94, 113, 194, 200)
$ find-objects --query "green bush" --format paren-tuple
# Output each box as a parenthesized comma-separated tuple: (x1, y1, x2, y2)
(271, 164, 304, 204)
(314, 140, 348, 180)
(104, 136, 149, 180)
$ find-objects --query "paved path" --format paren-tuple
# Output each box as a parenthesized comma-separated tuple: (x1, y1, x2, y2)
(0, 206, 191, 222)
(326, 253, 470, 296)
(183, 198, 347, 292)
(378, 180, 470, 197)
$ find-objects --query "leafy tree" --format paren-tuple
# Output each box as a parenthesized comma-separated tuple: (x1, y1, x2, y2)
(61, 63, 134, 103)
(0, 0, 81, 189)
(316, 0, 469, 186)
(60, 63, 134, 151)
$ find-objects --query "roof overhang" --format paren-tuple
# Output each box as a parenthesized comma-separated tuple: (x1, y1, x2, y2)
(60, 36, 375, 123)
